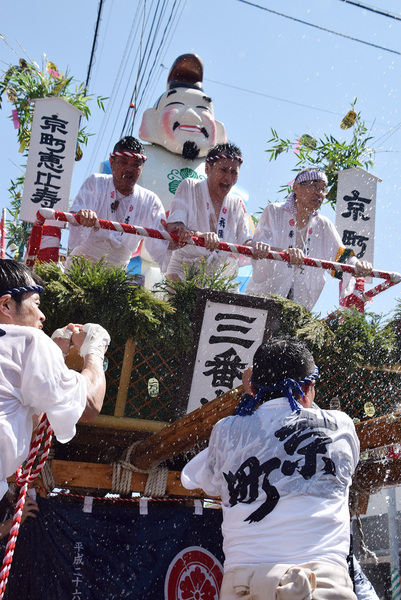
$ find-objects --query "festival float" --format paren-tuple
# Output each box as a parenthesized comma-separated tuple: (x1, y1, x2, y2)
(1, 51, 401, 600)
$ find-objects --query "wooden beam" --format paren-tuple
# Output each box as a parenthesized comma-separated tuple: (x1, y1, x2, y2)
(114, 338, 136, 417)
(80, 414, 168, 433)
(354, 458, 401, 494)
(355, 411, 401, 451)
(36, 457, 401, 505)
(130, 390, 401, 471)
(45, 460, 202, 497)
(130, 385, 243, 471)
(363, 363, 401, 374)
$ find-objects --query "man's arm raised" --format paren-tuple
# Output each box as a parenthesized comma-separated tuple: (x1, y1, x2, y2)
(69, 324, 110, 422)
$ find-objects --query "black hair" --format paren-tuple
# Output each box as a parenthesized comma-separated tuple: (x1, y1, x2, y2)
(206, 142, 242, 162)
(0, 259, 45, 305)
(113, 136, 144, 154)
(252, 337, 315, 401)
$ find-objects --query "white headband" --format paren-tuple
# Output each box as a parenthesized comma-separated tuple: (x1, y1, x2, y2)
(294, 170, 328, 185)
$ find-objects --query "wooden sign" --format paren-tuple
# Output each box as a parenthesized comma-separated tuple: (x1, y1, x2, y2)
(335, 167, 381, 264)
(179, 289, 280, 414)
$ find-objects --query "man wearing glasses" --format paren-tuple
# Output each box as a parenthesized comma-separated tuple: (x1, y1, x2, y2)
(67, 136, 169, 271)
(247, 168, 371, 310)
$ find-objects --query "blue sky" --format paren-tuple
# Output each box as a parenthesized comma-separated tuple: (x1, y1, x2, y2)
(1, 0, 400, 318)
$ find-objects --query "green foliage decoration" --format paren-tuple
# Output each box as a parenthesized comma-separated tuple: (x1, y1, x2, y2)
(0, 45, 107, 252)
(271, 295, 397, 371)
(35, 258, 175, 347)
(0, 55, 106, 152)
(265, 100, 375, 209)
(389, 298, 401, 360)
(34, 257, 239, 354)
(154, 259, 238, 352)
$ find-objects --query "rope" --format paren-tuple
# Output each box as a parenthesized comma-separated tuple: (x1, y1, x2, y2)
(0, 414, 53, 599)
(35, 485, 218, 505)
(112, 442, 168, 497)
(25, 210, 401, 294)
(111, 442, 148, 496)
(144, 464, 169, 498)
(39, 446, 56, 492)
(0, 285, 43, 299)
(355, 514, 379, 564)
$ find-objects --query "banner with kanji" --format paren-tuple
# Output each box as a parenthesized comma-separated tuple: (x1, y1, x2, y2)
(335, 167, 381, 265)
(20, 97, 82, 224)
(3, 497, 224, 600)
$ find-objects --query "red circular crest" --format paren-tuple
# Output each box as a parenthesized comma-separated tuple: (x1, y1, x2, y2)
(165, 547, 223, 600)
(289, 219, 295, 226)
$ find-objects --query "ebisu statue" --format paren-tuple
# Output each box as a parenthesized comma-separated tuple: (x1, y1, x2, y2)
(138, 53, 228, 212)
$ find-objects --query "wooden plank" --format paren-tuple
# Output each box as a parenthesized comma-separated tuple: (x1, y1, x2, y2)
(42, 457, 401, 504)
(80, 414, 167, 433)
(47, 460, 205, 497)
(354, 458, 401, 494)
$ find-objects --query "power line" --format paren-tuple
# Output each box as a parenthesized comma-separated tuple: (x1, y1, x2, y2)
(205, 77, 342, 117)
(206, 76, 401, 146)
(85, 2, 144, 176)
(236, 0, 401, 56)
(134, 0, 180, 120)
(136, 0, 187, 122)
(337, 0, 401, 22)
(85, 0, 105, 93)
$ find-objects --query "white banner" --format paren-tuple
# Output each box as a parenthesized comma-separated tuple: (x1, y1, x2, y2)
(335, 167, 381, 264)
(186, 300, 268, 413)
(20, 97, 83, 224)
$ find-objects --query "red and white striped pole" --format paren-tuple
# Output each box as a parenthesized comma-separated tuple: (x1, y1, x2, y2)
(25, 208, 401, 293)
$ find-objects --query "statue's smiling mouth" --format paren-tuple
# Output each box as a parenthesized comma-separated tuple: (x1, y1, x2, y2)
(173, 122, 209, 137)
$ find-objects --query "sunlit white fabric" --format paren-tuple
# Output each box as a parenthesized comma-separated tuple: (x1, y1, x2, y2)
(0, 325, 86, 500)
(166, 178, 250, 278)
(182, 398, 359, 572)
(247, 202, 357, 310)
(68, 173, 169, 269)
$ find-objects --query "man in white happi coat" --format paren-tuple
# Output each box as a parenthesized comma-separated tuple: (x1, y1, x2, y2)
(181, 337, 359, 600)
(0, 259, 109, 501)
(165, 143, 252, 280)
(67, 136, 169, 271)
(247, 168, 371, 311)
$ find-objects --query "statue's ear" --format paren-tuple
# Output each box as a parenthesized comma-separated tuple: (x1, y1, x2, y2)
(138, 108, 157, 142)
(215, 119, 227, 144)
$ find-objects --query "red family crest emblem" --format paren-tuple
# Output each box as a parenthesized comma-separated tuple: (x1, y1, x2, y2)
(165, 547, 223, 600)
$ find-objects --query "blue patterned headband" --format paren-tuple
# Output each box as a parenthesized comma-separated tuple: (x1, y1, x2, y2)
(235, 366, 319, 416)
(0, 285, 44, 299)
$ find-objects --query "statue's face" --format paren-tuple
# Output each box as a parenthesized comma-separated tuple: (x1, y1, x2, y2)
(139, 87, 226, 157)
